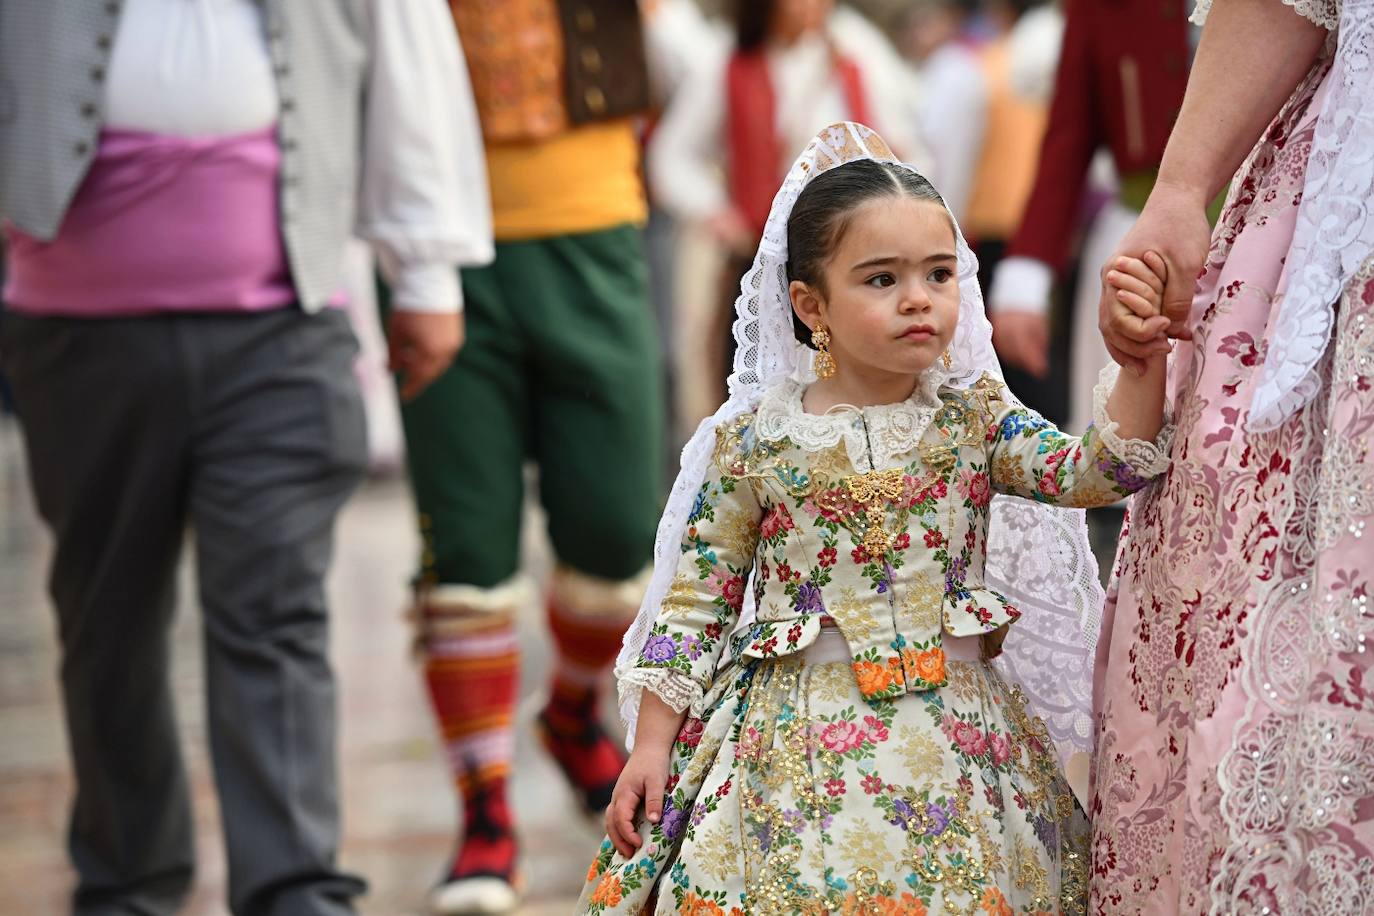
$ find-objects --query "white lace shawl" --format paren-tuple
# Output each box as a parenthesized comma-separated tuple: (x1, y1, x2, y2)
(1192, 0, 1374, 430)
(617, 123, 1117, 765)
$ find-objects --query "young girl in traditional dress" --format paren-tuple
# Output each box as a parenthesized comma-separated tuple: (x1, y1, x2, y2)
(578, 122, 1173, 914)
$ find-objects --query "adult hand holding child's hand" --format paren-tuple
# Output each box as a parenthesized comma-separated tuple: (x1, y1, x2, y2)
(1099, 183, 1213, 374)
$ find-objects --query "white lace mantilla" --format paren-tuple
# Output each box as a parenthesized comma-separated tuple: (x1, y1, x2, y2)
(754, 372, 944, 472)
(1190, 0, 1340, 29)
(1091, 363, 1177, 477)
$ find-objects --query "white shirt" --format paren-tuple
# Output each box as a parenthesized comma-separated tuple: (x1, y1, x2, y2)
(914, 44, 987, 224)
(105, 0, 492, 312)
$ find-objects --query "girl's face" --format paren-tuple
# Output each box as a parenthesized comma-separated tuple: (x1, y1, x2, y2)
(791, 197, 961, 384)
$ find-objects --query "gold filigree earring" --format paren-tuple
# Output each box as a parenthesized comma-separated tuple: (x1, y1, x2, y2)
(942, 349, 953, 370)
(812, 321, 837, 379)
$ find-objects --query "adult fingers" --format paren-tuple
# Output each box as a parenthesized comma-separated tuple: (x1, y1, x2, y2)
(398, 354, 442, 403)
(1105, 340, 1149, 378)
(1109, 306, 1171, 344)
(1141, 250, 1169, 293)
(1160, 258, 1196, 341)
(1110, 330, 1171, 360)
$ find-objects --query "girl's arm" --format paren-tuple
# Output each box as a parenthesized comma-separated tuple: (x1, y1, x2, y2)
(606, 692, 687, 857)
(603, 428, 764, 857)
(1105, 354, 1167, 443)
(989, 247, 1172, 510)
(1103, 253, 1168, 442)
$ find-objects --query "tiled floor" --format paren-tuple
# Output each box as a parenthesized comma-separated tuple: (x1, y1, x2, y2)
(0, 418, 598, 915)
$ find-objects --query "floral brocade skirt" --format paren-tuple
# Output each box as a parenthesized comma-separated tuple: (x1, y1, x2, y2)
(578, 629, 1089, 915)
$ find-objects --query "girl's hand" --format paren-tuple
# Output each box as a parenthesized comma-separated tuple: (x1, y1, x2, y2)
(605, 746, 670, 858)
(1102, 249, 1172, 375)
(1106, 252, 1167, 320)
(1099, 185, 1211, 373)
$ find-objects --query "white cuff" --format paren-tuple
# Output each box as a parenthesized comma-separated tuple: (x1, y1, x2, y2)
(619, 667, 707, 720)
(1092, 363, 1175, 478)
(989, 257, 1054, 316)
(381, 257, 462, 313)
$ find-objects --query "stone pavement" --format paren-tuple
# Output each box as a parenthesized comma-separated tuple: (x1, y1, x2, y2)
(0, 419, 598, 915)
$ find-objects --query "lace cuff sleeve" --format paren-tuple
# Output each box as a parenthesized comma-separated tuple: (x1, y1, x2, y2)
(1190, 0, 1340, 30)
(618, 667, 707, 723)
(1092, 363, 1175, 478)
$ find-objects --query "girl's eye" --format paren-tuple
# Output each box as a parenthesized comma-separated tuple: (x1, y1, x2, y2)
(929, 268, 954, 283)
(865, 273, 896, 288)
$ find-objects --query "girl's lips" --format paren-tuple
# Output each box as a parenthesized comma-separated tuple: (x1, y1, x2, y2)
(900, 327, 936, 341)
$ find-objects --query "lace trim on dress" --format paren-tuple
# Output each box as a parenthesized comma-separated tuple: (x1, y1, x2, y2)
(618, 667, 706, 722)
(1191, 0, 1340, 29)
(753, 370, 945, 472)
(1091, 363, 1176, 478)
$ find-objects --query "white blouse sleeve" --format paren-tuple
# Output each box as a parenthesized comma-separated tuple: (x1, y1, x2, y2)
(356, 0, 494, 313)
(1191, 0, 1340, 30)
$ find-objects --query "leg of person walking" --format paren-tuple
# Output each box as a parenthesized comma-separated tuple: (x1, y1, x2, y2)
(0, 314, 196, 916)
(520, 226, 664, 806)
(393, 262, 531, 914)
(187, 310, 368, 916)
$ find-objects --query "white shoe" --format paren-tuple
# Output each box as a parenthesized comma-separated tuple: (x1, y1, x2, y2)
(428, 876, 520, 915)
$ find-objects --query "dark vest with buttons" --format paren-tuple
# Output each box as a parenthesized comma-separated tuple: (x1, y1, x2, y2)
(450, 0, 649, 143)
(0, 0, 368, 312)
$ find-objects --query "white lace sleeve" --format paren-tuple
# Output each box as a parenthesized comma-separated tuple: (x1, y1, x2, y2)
(1191, 0, 1340, 29)
(1092, 363, 1175, 478)
(618, 668, 707, 722)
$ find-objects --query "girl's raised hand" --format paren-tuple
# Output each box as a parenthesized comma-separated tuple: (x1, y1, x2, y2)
(1106, 251, 1168, 322)
(605, 747, 670, 858)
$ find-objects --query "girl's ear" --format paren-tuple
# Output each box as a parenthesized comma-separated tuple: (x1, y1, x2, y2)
(790, 279, 824, 330)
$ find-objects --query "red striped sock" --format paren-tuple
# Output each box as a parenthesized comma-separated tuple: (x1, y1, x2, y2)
(422, 619, 519, 878)
(539, 597, 630, 811)
(543, 597, 627, 734)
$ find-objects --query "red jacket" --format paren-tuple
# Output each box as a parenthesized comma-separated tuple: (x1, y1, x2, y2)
(1007, 0, 1192, 273)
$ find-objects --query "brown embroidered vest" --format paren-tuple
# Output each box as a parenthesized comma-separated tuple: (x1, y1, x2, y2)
(450, 0, 649, 143)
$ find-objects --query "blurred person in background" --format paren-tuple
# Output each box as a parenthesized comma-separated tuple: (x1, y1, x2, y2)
(0, 2, 491, 915)
(899, 0, 987, 224)
(962, 0, 1064, 418)
(388, 2, 664, 912)
(648, 0, 923, 400)
(641, 0, 730, 456)
(988, 0, 1197, 435)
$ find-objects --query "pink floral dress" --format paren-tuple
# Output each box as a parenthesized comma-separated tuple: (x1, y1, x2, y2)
(1089, 27, 1374, 914)
(577, 375, 1167, 914)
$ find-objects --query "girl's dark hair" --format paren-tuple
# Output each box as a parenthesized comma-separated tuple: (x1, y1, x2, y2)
(734, 0, 775, 52)
(786, 160, 949, 346)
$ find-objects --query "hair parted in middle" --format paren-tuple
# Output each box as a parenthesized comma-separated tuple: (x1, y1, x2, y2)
(785, 159, 950, 348)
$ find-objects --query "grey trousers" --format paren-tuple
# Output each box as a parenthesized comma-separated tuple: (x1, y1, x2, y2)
(0, 308, 368, 916)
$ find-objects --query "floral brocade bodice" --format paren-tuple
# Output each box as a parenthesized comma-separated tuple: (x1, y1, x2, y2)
(632, 373, 1167, 712)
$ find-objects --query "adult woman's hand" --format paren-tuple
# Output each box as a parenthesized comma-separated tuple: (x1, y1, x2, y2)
(1099, 181, 1213, 374)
